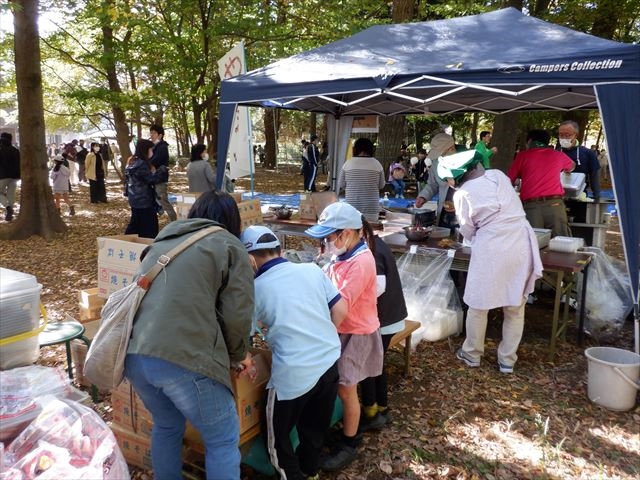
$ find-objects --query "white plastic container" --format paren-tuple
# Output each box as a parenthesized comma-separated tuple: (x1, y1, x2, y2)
(0, 333, 40, 370)
(585, 347, 640, 411)
(561, 172, 586, 198)
(532, 228, 551, 249)
(548, 236, 584, 253)
(0, 268, 42, 339)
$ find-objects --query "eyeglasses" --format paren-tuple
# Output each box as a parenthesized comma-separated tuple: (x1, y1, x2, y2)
(323, 230, 343, 243)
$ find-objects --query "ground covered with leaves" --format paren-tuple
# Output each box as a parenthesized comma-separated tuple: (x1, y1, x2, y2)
(1, 165, 637, 480)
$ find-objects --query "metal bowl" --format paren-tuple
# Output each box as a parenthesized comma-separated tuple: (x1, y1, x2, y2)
(403, 226, 431, 242)
(275, 207, 293, 220)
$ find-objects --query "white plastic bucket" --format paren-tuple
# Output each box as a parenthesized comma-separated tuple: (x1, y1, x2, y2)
(585, 347, 640, 411)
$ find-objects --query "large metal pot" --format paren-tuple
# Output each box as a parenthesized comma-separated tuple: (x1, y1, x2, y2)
(407, 207, 436, 227)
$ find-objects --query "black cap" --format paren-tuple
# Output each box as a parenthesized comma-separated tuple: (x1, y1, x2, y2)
(310, 134, 318, 142)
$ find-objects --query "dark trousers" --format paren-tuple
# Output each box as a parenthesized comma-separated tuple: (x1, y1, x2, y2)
(303, 163, 317, 192)
(125, 207, 158, 239)
(266, 362, 338, 479)
(89, 177, 107, 203)
(360, 333, 392, 408)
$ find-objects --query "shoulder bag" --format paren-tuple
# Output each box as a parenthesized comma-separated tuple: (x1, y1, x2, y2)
(84, 225, 222, 390)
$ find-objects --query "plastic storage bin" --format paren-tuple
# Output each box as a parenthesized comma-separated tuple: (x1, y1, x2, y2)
(561, 172, 586, 198)
(533, 228, 551, 249)
(0, 268, 42, 339)
(548, 236, 584, 253)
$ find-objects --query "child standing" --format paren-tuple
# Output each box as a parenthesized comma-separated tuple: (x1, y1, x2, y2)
(359, 235, 408, 430)
(50, 155, 75, 215)
(388, 157, 406, 198)
(305, 202, 383, 472)
(241, 225, 347, 480)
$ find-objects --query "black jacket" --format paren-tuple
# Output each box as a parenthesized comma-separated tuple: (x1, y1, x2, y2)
(150, 140, 170, 183)
(374, 236, 408, 328)
(0, 138, 20, 179)
(125, 157, 163, 209)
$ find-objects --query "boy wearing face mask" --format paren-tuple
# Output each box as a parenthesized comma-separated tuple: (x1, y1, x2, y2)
(85, 141, 108, 203)
(240, 225, 346, 480)
(507, 129, 575, 237)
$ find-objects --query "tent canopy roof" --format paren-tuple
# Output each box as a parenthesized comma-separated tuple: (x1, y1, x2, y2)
(220, 8, 639, 116)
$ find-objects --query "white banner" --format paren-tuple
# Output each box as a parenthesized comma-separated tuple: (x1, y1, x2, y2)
(218, 42, 254, 180)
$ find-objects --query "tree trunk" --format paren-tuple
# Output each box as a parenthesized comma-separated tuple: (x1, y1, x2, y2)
(377, 116, 405, 170)
(470, 112, 479, 145)
(491, 112, 520, 172)
(309, 112, 317, 138)
(392, 0, 414, 22)
(263, 108, 279, 169)
(101, 0, 132, 182)
(0, 0, 66, 240)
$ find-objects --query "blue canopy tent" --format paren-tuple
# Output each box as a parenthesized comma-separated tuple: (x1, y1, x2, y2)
(217, 8, 640, 352)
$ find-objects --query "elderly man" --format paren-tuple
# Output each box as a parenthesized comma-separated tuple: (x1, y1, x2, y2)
(415, 133, 459, 228)
(557, 120, 601, 201)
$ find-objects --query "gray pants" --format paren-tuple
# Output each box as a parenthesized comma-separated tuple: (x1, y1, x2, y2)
(155, 182, 177, 221)
(461, 301, 526, 367)
(0, 178, 18, 208)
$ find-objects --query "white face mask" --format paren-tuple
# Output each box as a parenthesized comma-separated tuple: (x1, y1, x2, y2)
(559, 138, 573, 149)
(202, 153, 209, 161)
(325, 240, 347, 257)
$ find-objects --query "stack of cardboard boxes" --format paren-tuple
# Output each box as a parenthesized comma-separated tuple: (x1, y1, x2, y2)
(110, 349, 272, 470)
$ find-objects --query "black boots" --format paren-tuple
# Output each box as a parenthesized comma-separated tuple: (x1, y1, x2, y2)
(5, 206, 13, 222)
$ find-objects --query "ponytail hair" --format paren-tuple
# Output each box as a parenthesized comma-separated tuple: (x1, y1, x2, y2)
(361, 215, 376, 256)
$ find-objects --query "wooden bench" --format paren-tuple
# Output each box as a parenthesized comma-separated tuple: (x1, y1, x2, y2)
(388, 320, 421, 375)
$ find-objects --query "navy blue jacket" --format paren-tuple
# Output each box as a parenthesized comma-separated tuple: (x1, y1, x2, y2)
(557, 145, 601, 200)
(150, 140, 170, 183)
(125, 157, 163, 209)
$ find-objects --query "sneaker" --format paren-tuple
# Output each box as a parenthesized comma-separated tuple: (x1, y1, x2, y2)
(455, 348, 480, 368)
(359, 412, 387, 432)
(320, 443, 357, 472)
(498, 362, 514, 374)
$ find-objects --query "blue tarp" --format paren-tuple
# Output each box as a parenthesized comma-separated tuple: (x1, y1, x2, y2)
(217, 7, 640, 351)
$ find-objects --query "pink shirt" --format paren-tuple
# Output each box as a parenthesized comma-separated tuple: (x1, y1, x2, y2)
(326, 247, 379, 335)
(507, 148, 574, 201)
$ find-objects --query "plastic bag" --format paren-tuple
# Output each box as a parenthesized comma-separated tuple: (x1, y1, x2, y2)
(3, 398, 129, 480)
(397, 247, 463, 348)
(0, 367, 76, 444)
(577, 247, 633, 341)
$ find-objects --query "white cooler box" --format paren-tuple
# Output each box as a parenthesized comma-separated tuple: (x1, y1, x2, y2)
(0, 268, 43, 370)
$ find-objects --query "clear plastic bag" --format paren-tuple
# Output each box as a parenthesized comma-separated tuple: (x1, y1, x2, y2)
(3, 398, 129, 480)
(397, 247, 463, 348)
(577, 247, 634, 341)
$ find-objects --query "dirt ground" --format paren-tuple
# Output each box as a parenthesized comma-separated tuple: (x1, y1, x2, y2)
(1, 165, 637, 480)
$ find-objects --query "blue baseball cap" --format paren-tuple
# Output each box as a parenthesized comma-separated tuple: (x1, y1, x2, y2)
(305, 202, 363, 239)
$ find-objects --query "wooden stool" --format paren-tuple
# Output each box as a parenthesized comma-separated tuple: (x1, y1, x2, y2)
(388, 320, 421, 375)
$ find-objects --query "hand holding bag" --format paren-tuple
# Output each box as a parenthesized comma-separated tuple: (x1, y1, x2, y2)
(84, 226, 222, 390)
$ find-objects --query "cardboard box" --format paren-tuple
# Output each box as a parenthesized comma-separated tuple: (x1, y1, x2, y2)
(97, 235, 153, 298)
(77, 303, 103, 322)
(299, 193, 316, 220)
(111, 394, 154, 436)
(232, 349, 271, 434)
(230, 192, 244, 204)
(110, 423, 152, 470)
(237, 199, 263, 231)
(78, 287, 104, 308)
(299, 192, 338, 220)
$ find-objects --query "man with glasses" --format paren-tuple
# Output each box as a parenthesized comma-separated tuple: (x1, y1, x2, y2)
(557, 120, 601, 202)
